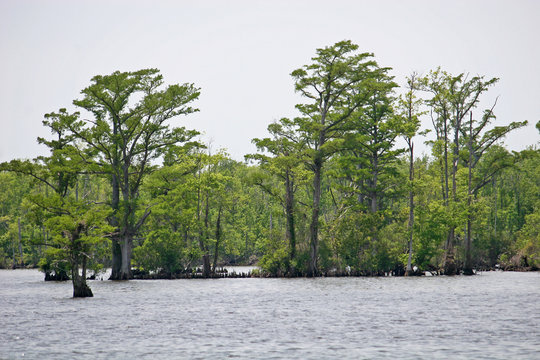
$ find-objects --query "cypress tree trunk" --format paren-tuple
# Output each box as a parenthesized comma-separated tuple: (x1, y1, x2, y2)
(443, 229, 457, 275)
(446, 125, 458, 274)
(442, 114, 458, 275)
(201, 195, 211, 277)
(72, 258, 93, 298)
(119, 235, 133, 280)
(308, 157, 322, 277)
(111, 240, 122, 280)
(117, 168, 134, 280)
(284, 170, 296, 274)
(201, 254, 211, 278)
(212, 205, 222, 273)
(71, 227, 93, 297)
(405, 142, 415, 276)
(196, 183, 211, 278)
(464, 113, 474, 275)
(109, 171, 123, 280)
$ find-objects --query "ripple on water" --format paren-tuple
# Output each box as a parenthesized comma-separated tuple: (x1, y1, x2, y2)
(0, 270, 539, 359)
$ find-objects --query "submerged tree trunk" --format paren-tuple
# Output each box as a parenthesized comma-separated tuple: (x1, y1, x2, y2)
(111, 240, 122, 280)
(109, 171, 123, 280)
(71, 225, 93, 297)
(201, 254, 211, 278)
(119, 235, 133, 280)
(72, 257, 93, 298)
(308, 157, 322, 277)
(72, 273, 93, 297)
(443, 229, 457, 275)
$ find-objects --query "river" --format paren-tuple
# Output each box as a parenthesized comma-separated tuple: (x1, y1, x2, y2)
(1, 270, 539, 359)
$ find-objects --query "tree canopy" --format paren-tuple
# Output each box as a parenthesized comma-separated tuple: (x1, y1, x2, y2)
(1, 42, 538, 298)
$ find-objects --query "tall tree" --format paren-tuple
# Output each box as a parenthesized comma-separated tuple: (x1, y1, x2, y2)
(248, 118, 307, 274)
(137, 148, 235, 278)
(1, 112, 111, 297)
(48, 69, 200, 279)
(291, 40, 378, 276)
(423, 69, 499, 274)
(396, 72, 426, 275)
(462, 108, 526, 274)
(333, 66, 404, 275)
(341, 66, 403, 215)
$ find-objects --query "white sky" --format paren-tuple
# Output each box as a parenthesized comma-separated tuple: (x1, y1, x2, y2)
(1, 0, 539, 162)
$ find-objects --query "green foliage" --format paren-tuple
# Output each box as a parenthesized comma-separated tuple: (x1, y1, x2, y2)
(513, 211, 540, 268)
(1, 59, 538, 279)
(133, 229, 201, 274)
(257, 229, 289, 276)
(41, 69, 202, 279)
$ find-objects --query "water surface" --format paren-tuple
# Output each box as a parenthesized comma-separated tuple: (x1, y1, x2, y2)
(1, 270, 539, 359)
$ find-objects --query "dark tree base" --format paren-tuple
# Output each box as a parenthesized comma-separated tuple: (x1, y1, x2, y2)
(44, 270, 70, 281)
(73, 283, 93, 298)
(109, 272, 133, 281)
(443, 255, 458, 275)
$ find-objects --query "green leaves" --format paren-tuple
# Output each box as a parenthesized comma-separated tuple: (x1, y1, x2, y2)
(72, 69, 200, 168)
(291, 41, 377, 131)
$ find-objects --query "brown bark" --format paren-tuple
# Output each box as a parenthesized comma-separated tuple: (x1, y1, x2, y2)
(201, 254, 211, 278)
(71, 224, 93, 297)
(443, 229, 457, 275)
(72, 256, 93, 298)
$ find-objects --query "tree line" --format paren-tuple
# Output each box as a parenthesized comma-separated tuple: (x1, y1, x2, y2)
(1, 41, 539, 297)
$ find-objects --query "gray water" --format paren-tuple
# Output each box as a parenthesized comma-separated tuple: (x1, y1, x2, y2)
(1, 270, 539, 359)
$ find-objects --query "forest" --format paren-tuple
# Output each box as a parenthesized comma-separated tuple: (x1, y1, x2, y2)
(1, 41, 539, 297)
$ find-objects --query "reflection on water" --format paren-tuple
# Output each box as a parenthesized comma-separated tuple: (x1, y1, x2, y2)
(1, 270, 539, 359)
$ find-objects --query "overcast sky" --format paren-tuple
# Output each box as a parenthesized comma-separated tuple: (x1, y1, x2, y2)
(1, 0, 539, 162)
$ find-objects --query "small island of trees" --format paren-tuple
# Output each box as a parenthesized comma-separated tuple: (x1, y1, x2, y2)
(1, 41, 539, 297)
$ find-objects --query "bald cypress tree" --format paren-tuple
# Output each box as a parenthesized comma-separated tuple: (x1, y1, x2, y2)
(50, 69, 200, 279)
(291, 41, 379, 276)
